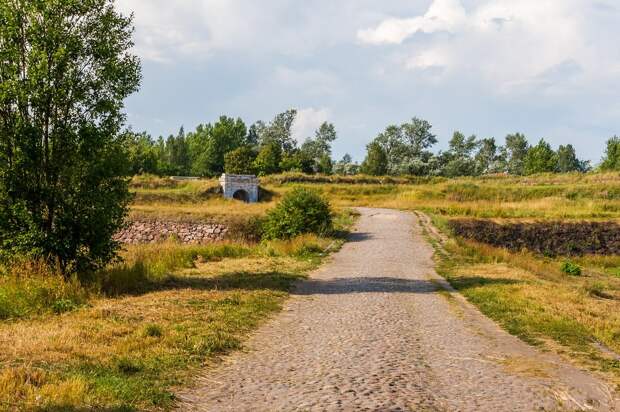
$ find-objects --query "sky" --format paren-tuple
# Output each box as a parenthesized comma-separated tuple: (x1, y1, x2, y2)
(115, 0, 620, 163)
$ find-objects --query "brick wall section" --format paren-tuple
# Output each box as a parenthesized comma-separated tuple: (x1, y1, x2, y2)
(115, 221, 228, 244)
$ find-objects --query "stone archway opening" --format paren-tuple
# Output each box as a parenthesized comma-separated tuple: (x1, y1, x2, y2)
(219, 174, 259, 203)
(232, 189, 250, 203)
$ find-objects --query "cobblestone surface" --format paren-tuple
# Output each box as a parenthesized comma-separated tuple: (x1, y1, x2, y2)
(177, 208, 618, 412)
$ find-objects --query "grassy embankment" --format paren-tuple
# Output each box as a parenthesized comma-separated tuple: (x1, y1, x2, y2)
(269, 171, 620, 389)
(0, 176, 356, 411)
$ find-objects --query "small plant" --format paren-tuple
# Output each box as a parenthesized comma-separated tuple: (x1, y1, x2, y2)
(143, 324, 163, 338)
(561, 261, 582, 276)
(52, 299, 79, 314)
(262, 188, 333, 240)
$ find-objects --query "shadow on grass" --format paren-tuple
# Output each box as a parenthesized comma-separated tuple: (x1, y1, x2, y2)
(447, 276, 522, 291)
(165, 271, 304, 293)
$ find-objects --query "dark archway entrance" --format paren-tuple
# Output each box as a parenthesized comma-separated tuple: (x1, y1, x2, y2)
(233, 189, 250, 203)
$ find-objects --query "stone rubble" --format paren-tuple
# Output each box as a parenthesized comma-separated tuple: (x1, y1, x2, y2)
(114, 221, 228, 244)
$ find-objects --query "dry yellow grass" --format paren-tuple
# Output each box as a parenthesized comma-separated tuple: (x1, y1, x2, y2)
(0, 235, 339, 410)
(126, 172, 620, 222)
(434, 237, 620, 389)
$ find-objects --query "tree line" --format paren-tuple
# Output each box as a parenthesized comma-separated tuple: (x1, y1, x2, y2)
(359, 118, 593, 177)
(128, 114, 620, 178)
(126, 110, 338, 177)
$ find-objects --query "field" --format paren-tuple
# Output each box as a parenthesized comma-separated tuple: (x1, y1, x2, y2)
(2, 171, 620, 410)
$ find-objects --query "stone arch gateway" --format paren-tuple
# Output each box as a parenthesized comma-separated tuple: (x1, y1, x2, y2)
(219, 174, 259, 203)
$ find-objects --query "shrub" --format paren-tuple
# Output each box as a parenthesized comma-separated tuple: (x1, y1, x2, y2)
(262, 188, 333, 239)
(143, 324, 163, 338)
(561, 261, 582, 276)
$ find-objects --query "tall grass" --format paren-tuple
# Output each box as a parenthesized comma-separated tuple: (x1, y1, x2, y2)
(0, 261, 88, 320)
(0, 233, 340, 321)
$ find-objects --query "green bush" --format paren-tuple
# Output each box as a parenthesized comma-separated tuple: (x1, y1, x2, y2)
(561, 261, 582, 276)
(143, 324, 164, 338)
(262, 188, 333, 239)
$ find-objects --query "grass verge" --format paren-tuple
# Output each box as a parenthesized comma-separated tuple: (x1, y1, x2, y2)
(426, 220, 620, 389)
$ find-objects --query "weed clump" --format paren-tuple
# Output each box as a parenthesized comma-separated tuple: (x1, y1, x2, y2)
(143, 324, 163, 338)
(262, 188, 333, 240)
(561, 261, 582, 276)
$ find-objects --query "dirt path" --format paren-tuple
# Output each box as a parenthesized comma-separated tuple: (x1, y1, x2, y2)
(177, 208, 618, 411)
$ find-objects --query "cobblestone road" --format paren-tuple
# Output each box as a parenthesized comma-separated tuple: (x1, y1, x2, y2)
(178, 208, 618, 411)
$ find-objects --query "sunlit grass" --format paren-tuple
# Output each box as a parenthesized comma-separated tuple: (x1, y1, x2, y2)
(433, 236, 620, 388)
(0, 233, 344, 410)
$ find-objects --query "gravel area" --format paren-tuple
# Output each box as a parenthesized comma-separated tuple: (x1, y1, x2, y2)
(177, 208, 618, 411)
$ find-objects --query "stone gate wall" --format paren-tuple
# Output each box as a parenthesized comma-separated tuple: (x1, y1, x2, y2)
(219, 174, 259, 203)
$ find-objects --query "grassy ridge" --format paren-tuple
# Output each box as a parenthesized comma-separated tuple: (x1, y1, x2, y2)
(127, 172, 620, 222)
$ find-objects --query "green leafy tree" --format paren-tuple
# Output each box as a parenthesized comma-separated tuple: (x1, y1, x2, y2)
(316, 154, 333, 175)
(205, 116, 247, 175)
(165, 127, 191, 175)
(370, 117, 437, 175)
(0, 0, 141, 273)
(333, 154, 359, 176)
(126, 132, 159, 175)
(474, 138, 503, 175)
(373, 125, 407, 174)
(400, 117, 437, 156)
(557, 144, 589, 173)
(300, 122, 338, 173)
(601, 136, 620, 171)
(187, 123, 212, 176)
(440, 132, 479, 177)
(280, 150, 314, 174)
(253, 143, 282, 175)
(224, 146, 256, 175)
(185, 117, 246, 177)
(503, 133, 530, 175)
(524, 139, 558, 175)
(361, 141, 388, 176)
(257, 110, 298, 154)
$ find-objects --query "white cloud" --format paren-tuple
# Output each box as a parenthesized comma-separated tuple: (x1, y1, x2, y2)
(357, 0, 466, 45)
(359, 0, 620, 96)
(115, 0, 401, 62)
(292, 108, 331, 143)
(405, 48, 449, 70)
